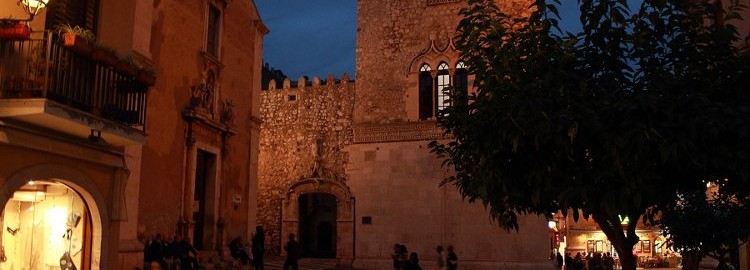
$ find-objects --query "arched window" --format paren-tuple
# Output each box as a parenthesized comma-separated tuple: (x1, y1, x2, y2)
(435, 62, 451, 114)
(418, 64, 433, 120)
(454, 61, 468, 99)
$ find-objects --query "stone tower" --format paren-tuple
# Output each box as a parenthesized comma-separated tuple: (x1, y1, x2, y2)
(260, 1, 549, 269)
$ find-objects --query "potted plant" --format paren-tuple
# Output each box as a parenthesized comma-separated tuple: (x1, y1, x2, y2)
(56, 24, 95, 55)
(0, 21, 31, 40)
(136, 66, 156, 86)
(115, 55, 139, 77)
(91, 44, 119, 67)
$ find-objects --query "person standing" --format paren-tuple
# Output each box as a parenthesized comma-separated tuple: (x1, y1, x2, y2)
(251, 226, 265, 270)
(446, 245, 458, 270)
(393, 243, 403, 270)
(177, 236, 202, 270)
(403, 252, 423, 270)
(283, 233, 303, 270)
(565, 252, 574, 270)
(556, 251, 564, 269)
(147, 234, 168, 269)
(435, 246, 446, 270)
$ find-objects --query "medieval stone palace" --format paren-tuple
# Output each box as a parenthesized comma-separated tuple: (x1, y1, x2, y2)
(258, 1, 550, 269)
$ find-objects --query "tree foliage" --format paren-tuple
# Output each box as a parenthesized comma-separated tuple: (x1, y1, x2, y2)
(430, 0, 749, 269)
(660, 180, 750, 270)
(261, 62, 288, 89)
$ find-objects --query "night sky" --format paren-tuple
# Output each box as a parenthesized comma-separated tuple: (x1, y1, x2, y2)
(256, 0, 357, 80)
(255, 1, 639, 80)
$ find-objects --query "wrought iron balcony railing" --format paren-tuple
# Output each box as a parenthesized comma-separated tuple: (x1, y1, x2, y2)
(0, 31, 149, 131)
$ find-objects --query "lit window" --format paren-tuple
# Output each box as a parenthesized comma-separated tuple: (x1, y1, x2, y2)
(419, 64, 433, 120)
(206, 4, 221, 56)
(436, 62, 451, 113)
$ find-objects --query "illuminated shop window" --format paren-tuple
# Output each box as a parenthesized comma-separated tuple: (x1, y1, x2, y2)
(2, 181, 89, 270)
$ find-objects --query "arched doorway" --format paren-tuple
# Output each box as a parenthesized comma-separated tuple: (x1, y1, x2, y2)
(1, 180, 91, 270)
(298, 193, 337, 258)
(281, 178, 354, 265)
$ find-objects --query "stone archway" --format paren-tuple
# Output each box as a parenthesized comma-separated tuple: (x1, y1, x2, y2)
(281, 178, 354, 265)
(0, 164, 110, 270)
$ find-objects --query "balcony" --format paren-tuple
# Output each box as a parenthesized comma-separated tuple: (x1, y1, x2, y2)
(0, 31, 149, 146)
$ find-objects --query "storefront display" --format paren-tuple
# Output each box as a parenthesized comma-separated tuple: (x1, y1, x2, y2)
(1, 180, 87, 270)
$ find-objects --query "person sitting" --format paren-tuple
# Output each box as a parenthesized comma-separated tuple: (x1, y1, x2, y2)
(229, 236, 252, 265)
(176, 236, 202, 270)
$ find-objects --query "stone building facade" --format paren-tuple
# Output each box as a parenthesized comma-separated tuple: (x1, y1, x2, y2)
(259, 1, 550, 269)
(1, 0, 266, 269)
(136, 0, 266, 267)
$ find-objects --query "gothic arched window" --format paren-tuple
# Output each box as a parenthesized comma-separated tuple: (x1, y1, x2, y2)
(454, 61, 468, 99)
(435, 62, 451, 114)
(419, 64, 433, 120)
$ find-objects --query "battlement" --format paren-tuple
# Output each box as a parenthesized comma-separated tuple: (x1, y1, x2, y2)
(264, 73, 353, 91)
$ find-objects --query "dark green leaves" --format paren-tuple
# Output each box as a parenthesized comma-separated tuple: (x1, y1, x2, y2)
(432, 0, 750, 263)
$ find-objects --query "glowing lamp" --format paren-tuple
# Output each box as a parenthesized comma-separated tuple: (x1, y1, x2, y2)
(1, 0, 49, 22)
(19, 0, 49, 16)
(548, 221, 558, 230)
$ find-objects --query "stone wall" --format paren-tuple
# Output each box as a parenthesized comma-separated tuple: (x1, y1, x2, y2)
(355, 0, 531, 123)
(346, 139, 550, 269)
(258, 75, 356, 252)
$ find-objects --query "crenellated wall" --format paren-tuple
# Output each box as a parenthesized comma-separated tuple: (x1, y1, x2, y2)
(258, 74, 355, 251)
(259, 1, 550, 268)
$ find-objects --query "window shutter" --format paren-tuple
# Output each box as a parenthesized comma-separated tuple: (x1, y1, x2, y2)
(419, 71, 434, 120)
(45, 0, 99, 33)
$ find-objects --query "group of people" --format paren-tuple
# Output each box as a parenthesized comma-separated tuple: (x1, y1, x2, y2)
(144, 225, 269, 270)
(227, 226, 303, 270)
(392, 244, 458, 270)
(557, 251, 616, 270)
(143, 233, 202, 270)
(228, 226, 268, 270)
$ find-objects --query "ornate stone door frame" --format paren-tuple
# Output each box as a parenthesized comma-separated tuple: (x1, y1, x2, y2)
(281, 178, 354, 265)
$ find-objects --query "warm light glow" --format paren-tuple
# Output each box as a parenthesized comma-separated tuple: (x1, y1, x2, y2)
(19, 0, 49, 16)
(12, 190, 46, 202)
(548, 221, 558, 230)
(618, 215, 630, 225)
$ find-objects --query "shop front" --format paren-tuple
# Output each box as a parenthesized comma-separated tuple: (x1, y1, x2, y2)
(0, 124, 133, 270)
(1, 180, 94, 270)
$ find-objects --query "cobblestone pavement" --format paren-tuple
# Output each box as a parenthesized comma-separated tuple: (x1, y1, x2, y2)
(250, 255, 358, 270)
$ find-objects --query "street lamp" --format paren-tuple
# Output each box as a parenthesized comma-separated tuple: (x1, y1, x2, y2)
(19, 0, 49, 17)
(2, 0, 49, 22)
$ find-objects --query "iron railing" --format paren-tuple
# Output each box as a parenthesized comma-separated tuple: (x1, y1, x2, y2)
(0, 31, 148, 130)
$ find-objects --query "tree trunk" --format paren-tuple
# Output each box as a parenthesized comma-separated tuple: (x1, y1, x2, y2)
(592, 212, 640, 270)
(682, 250, 701, 270)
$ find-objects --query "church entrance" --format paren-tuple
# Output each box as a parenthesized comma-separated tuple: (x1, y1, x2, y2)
(298, 193, 337, 258)
(193, 149, 216, 249)
(1, 180, 91, 270)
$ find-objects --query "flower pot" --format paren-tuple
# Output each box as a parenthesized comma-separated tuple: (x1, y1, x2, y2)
(62, 32, 92, 56)
(91, 47, 119, 67)
(0, 23, 31, 40)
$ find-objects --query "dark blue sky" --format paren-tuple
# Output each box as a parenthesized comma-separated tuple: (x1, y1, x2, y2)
(256, 0, 357, 80)
(255, 1, 638, 80)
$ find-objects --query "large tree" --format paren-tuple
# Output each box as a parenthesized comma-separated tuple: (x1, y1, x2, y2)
(429, 0, 750, 269)
(659, 180, 750, 270)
